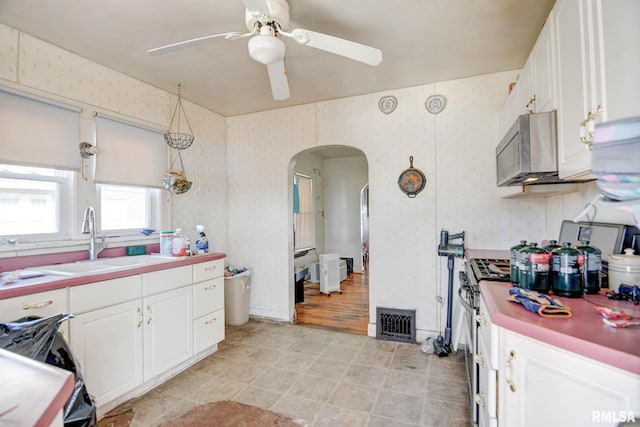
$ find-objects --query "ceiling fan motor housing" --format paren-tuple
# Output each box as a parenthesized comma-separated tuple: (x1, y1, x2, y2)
(245, 0, 290, 31)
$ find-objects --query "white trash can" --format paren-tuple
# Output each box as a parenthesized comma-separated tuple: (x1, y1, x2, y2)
(224, 270, 251, 326)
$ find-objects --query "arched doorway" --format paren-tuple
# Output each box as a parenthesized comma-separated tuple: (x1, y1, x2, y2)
(288, 145, 370, 334)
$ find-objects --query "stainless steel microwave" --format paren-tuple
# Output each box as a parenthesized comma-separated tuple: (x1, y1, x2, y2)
(496, 111, 561, 186)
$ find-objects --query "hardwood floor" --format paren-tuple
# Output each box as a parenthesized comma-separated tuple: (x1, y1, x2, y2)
(294, 271, 369, 335)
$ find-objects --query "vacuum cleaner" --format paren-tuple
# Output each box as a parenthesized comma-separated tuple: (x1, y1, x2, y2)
(434, 229, 465, 357)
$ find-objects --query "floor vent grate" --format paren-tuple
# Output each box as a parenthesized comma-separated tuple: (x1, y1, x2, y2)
(376, 307, 416, 343)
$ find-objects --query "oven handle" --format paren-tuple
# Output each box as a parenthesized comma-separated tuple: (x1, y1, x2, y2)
(457, 283, 475, 313)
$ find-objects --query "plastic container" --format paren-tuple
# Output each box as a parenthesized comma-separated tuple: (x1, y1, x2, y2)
(224, 270, 252, 326)
(510, 240, 527, 286)
(160, 231, 173, 257)
(551, 243, 584, 298)
(519, 242, 550, 292)
(575, 241, 601, 294)
(172, 228, 186, 257)
(607, 248, 640, 292)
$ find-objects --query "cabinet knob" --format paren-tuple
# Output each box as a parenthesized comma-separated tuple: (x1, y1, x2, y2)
(205, 317, 217, 325)
(204, 284, 216, 291)
(505, 350, 517, 392)
(476, 313, 487, 326)
(475, 392, 486, 409)
(22, 299, 53, 310)
(205, 265, 217, 272)
(474, 352, 485, 368)
(525, 94, 536, 114)
(579, 105, 603, 150)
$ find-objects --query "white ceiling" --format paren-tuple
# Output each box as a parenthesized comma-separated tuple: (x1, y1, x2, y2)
(0, 0, 555, 117)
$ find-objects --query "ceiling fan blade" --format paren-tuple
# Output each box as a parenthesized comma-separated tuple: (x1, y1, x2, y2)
(243, 0, 270, 18)
(290, 29, 382, 66)
(148, 32, 240, 55)
(266, 60, 290, 100)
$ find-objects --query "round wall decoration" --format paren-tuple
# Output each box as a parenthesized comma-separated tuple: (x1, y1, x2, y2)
(398, 156, 427, 198)
(425, 94, 447, 114)
(378, 95, 397, 114)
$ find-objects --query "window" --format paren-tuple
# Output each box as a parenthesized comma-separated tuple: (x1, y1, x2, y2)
(293, 174, 314, 251)
(98, 184, 161, 233)
(0, 164, 72, 239)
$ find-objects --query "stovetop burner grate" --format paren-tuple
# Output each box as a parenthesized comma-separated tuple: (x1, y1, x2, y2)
(470, 258, 511, 282)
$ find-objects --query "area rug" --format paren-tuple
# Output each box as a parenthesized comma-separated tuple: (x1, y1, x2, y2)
(160, 401, 301, 427)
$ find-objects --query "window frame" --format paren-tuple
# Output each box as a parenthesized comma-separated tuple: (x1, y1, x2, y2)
(96, 183, 162, 236)
(0, 165, 74, 242)
(293, 173, 315, 252)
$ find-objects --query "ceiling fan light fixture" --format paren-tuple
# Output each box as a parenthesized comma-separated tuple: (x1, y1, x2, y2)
(248, 34, 285, 65)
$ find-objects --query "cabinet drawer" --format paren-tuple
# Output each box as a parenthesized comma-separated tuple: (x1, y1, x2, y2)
(143, 265, 191, 296)
(0, 288, 68, 322)
(478, 295, 499, 369)
(194, 308, 224, 354)
(71, 276, 142, 314)
(193, 277, 224, 319)
(193, 259, 224, 283)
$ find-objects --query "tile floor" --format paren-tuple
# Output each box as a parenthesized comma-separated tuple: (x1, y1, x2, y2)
(107, 320, 470, 426)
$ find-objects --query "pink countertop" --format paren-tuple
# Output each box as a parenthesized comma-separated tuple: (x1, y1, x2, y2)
(0, 348, 74, 427)
(0, 252, 226, 300)
(480, 281, 640, 375)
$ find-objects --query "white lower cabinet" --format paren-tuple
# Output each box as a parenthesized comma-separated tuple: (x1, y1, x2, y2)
(142, 286, 192, 379)
(498, 329, 640, 427)
(70, 300, 143, 407)
(66, 259, 224, 413)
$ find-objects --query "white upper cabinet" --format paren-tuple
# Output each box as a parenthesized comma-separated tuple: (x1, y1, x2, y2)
(499, 14, 555, 138)
(530, 12, 556, 114)
(555, 0, 640, 180)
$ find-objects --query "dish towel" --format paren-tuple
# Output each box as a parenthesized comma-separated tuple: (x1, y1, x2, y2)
(507, 288, 572, 318)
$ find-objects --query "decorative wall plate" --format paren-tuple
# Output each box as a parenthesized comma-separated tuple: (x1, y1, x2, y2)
(425, 94, 447, 114)
(378, 95, 397, 114)
(398, 156, 426, 198)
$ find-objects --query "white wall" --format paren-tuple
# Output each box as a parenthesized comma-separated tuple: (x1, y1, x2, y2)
(323, 156, 368, 273)
(227, 71, 553, 339)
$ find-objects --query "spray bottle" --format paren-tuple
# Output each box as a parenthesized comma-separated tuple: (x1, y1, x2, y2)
(195, 225, 209, 254)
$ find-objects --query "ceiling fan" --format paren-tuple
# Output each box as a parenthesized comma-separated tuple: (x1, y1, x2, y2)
(147, 0, 383, 101)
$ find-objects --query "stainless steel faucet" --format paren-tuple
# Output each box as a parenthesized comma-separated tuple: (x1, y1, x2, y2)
(82, 206, 107, 260)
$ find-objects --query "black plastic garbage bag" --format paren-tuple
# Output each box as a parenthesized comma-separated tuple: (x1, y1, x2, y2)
(0, 313, 97, 427)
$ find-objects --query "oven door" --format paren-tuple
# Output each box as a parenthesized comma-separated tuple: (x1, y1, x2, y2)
(458, 272, 478, 426)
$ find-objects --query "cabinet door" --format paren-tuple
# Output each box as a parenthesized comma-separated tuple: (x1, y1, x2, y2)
(143, 286, 193, 380)
(554, 0, 593, 180)
(499, 329, 640, 427)
(594, 0, 640, 122)
(530, 13, 555, 113)
(70, 300, 143, 407)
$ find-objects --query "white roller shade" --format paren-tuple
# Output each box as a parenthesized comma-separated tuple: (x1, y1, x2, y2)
(0, 88, 80, 170)
(95, 115, 167, 188)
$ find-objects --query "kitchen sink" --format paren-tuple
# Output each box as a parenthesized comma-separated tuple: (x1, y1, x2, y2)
(26, 255, 181, 277)
(27, 261, 119, 277)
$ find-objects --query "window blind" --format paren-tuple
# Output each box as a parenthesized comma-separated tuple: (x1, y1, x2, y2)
(95, 115, 167, 188)
(0, 88, 80, 171)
